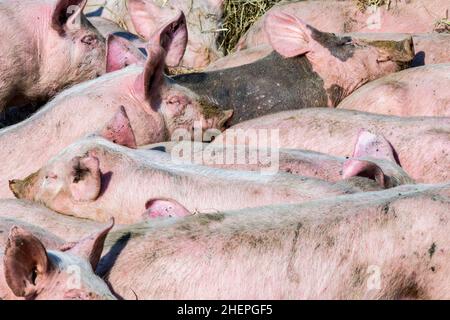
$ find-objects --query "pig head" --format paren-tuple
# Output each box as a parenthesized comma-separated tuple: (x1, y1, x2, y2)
(0, 221, 116, 300)
(264, 12, 415, 106)
(126, 9, 233, 139)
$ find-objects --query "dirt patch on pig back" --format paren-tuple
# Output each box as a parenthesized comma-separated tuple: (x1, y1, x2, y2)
(0, 104, 40, 129)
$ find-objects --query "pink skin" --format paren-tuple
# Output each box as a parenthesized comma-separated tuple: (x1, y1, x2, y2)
(341, 33, 450, 67)
(0, 215, 65, 250)
(100, 183, 450, 299)
(0, 0, 108, 111)
(0, 102, 137, 198)
(213, 108, 450, 184)
(0, 222, 116, 300)
(411, 34, 450, 65)
(237, 0, 448, 50)
(208, 32, 450, 73)
(0, 15, 232, 198)
(206, 33, 450, 72)
(144, 199, 191, 219)
(337, 63, 450, 117)
(85, 0, 138, 34)
(263, 12, 414, 107)
(85, 0, 224, 69)
(0, 199, 105, 243)
(9, 137, 385, 224)
(162, 129, 414, 188)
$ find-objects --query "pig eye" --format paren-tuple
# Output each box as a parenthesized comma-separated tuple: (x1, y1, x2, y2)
(81, 35, 97, 45)
(45, 173, 57, 180)
(343, 39, 354, 46)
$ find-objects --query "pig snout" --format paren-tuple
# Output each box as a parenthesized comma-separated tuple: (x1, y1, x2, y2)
(364, 37, 415, 67)
(9, 171, 39, 200)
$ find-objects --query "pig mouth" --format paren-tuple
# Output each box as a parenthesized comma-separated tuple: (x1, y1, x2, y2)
(376, 56, 411, 70)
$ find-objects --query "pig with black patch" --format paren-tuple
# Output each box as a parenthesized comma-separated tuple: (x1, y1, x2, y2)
(172, 12, 414, 125)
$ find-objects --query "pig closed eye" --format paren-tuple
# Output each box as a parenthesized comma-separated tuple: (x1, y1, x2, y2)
(81, 35, 97, 45)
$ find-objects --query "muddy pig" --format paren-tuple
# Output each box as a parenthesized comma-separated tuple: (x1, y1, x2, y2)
(207, 33, 450, 72)
(172, 11, 414, 125)
(98, 182, 450, 299)
(237, 0, 449, 50)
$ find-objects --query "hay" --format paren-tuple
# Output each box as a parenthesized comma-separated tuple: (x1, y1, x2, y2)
(218, 0, 282, 55)
(355, 0, 390, 11)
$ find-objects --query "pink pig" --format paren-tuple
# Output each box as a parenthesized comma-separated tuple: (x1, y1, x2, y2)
(9, 136, 388, 224)
(0, 0, 109, 111)
(213, 108, 450, 183)
(0, 199, 106, 243)
(152, 129, 414, 189)
(237, 0, 448, 50)
(0, 221, 116, 300)
(337, 63, 450, 117)
(99, 182, 450, 299)
(0, 12, 232, 198)
(85, 0, 225, 69)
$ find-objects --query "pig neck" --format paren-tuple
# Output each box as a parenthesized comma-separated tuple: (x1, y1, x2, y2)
(305, 48, 375, 107)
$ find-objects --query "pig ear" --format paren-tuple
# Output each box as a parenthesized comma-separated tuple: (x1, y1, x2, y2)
(134, 48, 165, 109)
(342, 159, 389, 188)
(52, 0, 87, 34)
(128, 0, 164, 39)
(69, 154, 102, 202)
(67, 219, 114, 270)
(106, 35, 146, 73)
(353, 129, 399, 164)
(264, 12, 312, 58)
(147, 10, 188, 67)
(3, 226, 52, 297)
(100, 106, 137, 148)
(143, 199, 191, 219)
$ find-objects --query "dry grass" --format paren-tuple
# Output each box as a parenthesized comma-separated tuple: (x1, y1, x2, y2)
(217, 0, 281, 55)
(355, 0, 390, 11)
